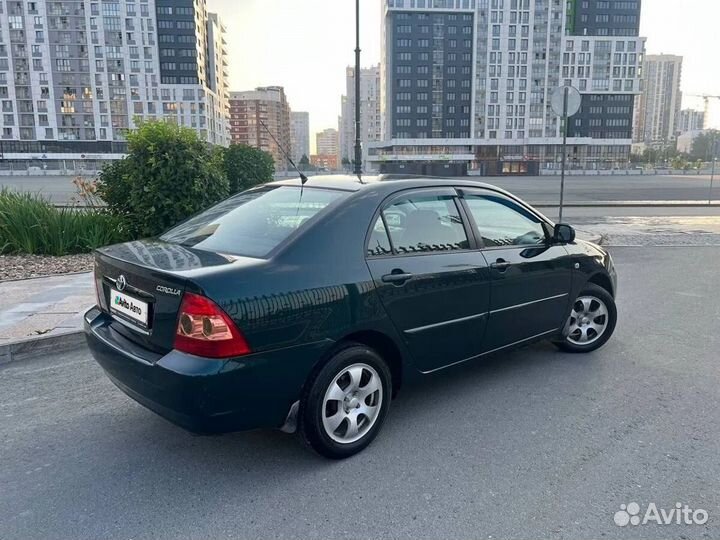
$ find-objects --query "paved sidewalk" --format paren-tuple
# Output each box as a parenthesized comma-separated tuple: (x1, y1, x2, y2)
(0, 272, 93, 347)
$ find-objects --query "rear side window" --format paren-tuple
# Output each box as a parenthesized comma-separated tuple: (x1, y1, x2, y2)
(381, 194, 469, 254)
(368, 216, 392, 257)
(161, 186, 348, 257)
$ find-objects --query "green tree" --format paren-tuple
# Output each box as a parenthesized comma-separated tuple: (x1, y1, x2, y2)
(223, 144, 275, 194)
(299, 154, 310, 171)
(670, 156, 687, 170)
(97, 120, 228, 238)
(690, 130, 720, 161)
(641, 148, 659, 165)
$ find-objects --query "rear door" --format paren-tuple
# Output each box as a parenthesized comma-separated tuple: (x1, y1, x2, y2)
(458, 189, 572, 352)
(366, 188, 491, 373)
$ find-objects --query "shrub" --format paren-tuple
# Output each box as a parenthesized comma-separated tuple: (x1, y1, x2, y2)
(223, 144, 275, 194)
(0, 190, 129, 256)
(97, 121, 229, 237)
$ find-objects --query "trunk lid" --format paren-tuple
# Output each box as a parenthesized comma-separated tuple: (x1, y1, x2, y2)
(94, 239, 247, 354)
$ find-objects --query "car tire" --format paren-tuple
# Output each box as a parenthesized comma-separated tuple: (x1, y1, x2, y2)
(554, 283, 617, 353)
(299, 343, 392, 459)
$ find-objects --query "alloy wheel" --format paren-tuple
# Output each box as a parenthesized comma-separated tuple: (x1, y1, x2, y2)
(321, 363, 383, 444)
(566, 295, 610, 346)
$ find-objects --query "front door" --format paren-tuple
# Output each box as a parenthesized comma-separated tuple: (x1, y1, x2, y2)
(366, 189, 491, 373)
(459, 189, 573, 352)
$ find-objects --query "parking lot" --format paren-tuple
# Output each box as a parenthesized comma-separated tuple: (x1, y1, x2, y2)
(1, 246, 718, 540)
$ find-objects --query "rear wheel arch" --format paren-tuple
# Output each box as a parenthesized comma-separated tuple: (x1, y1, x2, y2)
(309, 330, 404, 399)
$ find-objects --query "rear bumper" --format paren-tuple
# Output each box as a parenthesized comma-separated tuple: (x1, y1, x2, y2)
(84, 307, 332, 434)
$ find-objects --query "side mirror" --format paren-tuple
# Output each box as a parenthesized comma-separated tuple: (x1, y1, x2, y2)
(553, 223, 576, 244)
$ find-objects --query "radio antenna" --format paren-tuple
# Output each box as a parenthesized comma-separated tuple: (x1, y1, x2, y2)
(258, 118, 308, 186)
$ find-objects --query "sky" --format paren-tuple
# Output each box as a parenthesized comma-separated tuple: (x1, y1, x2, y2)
(208, 0, 720, 151)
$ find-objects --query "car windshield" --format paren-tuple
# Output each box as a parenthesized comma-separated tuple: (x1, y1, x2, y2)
(160, 186, 348, 257)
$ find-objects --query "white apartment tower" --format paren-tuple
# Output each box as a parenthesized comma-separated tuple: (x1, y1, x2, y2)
(0, 0, 229, 171)
(291, 111, 310, 163)
(338, 65, 381, 171)
(374, 0, 646, 175)
(633, 54, 683, 146)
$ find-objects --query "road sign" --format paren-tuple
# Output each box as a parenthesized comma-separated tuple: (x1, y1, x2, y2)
(550, 86, 581, 117)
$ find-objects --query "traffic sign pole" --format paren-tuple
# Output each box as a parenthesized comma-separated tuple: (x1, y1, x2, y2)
(559, 87, 569, 224)
(550, 85, 580, 224)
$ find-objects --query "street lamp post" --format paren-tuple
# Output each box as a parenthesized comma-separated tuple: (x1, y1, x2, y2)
(353, 0, 362, 177)
(709, 133, 717, 205)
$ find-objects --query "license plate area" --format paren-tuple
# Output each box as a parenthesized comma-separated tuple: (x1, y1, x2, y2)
(110, 289, 150, 330)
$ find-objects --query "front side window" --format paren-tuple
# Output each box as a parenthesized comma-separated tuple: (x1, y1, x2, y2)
(382, 194, 469, 254)
(463, 194, 547, 247)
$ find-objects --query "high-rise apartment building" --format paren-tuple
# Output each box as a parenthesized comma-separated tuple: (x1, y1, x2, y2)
(372, 0, 646, 175)
(291, 111, 310, 163)
(316, 128, 339, 156)
(677, 109, 704, 135)
(0, 0, 229, 170)
(229, 86, 291, 170)
(338, 65, 381, 171)
(633, 54, 683, 146)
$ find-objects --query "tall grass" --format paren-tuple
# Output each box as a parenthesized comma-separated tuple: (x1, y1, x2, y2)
(0, 189, 129, 256)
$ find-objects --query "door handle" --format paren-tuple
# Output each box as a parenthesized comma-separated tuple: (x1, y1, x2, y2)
(382, 270, 413, 284)
(490, 258, 512, 272)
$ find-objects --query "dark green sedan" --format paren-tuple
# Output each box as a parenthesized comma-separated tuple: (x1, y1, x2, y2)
(85, 175, 617, 459)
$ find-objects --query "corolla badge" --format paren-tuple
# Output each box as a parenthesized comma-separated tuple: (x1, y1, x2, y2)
(156, 285, 182, 296)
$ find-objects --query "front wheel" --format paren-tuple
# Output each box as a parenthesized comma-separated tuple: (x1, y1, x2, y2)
(299, 344, 391, 459)
(554, 283, 617, 353)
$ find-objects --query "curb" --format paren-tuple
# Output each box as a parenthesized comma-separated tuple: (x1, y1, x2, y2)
(0, 270, 93, 284)
(0, 329, 86, 366)
(533, 201, 720, 208)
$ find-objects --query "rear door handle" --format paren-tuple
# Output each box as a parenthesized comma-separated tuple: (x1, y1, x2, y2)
(490, 259, 512, 272)
(382, 271, 413, 284)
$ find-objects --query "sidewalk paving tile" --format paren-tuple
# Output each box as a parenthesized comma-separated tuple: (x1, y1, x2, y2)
(0, 272, 94, 342)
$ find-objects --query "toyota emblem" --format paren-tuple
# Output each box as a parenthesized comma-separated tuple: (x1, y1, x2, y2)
(116, 275, 127, 291)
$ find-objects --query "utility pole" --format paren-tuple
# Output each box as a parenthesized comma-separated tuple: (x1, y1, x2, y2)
(710, 132, 717, 205)
(353, 0, 362, 176)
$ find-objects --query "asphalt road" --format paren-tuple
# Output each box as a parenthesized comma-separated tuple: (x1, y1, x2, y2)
(1, 173, 719, 205)
(1, 247, 719, 540)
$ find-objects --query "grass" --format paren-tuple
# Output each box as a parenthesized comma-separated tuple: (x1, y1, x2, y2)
(0, 189, 130, 256)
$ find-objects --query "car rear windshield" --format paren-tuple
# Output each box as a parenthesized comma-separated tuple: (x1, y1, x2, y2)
(160, 186, 348, 257)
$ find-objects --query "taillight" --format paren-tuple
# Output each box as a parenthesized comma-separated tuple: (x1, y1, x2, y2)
(174, 292, 251, 359)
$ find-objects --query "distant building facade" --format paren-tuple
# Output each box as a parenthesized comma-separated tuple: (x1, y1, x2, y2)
(633, 54, 683, 147)
(291, 111, 310, 163)
(0, 0, 230, 171)
(316, 128, 339, 157)
(677, 109, 704, 135)
(229, 86, 292, 170)
(372, 0, 646, 175)
(339, 65, 381, 172)
(310, 154, 339, 171)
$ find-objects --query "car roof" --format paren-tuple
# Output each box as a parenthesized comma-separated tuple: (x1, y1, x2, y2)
(268, 174, 555, 227)
(268, 174, 505, 194)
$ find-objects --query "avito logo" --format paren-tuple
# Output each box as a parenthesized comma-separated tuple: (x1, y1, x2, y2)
(614, 502, 709, 527)
(114, 296, 142, 315)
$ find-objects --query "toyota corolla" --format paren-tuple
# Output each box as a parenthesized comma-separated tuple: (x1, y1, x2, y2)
(85, 175, 617, 459)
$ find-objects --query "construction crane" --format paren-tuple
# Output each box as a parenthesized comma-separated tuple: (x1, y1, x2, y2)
(687, 94, 720, 124)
